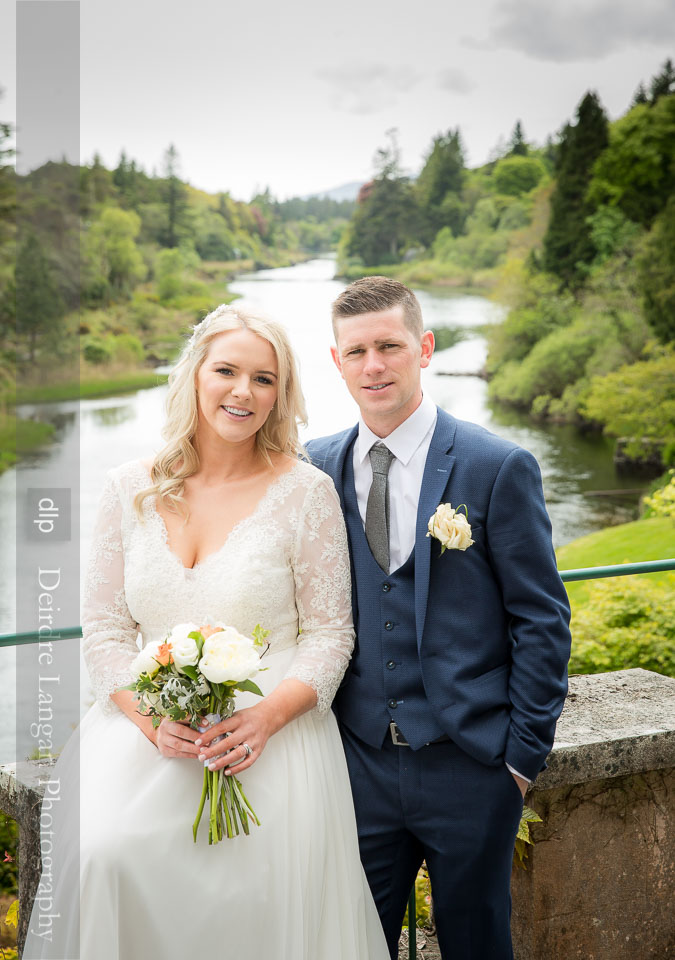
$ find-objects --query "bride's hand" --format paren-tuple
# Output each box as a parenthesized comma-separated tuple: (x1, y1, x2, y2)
(195, 702, 277, 775)
(154, 718, 204, 759)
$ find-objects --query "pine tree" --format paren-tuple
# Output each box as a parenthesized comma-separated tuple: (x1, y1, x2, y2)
(15, 231, 65, 361)
(416, 128, 466, 242)
(632, 82, 648, 107)
(162, 143, 188, 248)
(508, 121, 528, 157)
(347, 130, 422, 265)
(649, 58, 675, 104)
(543, 91, 609, 287)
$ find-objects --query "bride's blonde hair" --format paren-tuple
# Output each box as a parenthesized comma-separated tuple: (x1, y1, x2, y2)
(134, 304, 307, 518)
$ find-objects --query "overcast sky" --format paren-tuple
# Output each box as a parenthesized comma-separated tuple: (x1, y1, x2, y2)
(2, 0, 674, 200)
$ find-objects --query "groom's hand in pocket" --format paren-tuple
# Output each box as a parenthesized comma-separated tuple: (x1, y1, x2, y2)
(154, 718, 204, 759)
(511, 771, 528, 799)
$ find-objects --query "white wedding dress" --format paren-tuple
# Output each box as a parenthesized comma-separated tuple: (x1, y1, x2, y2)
(23, 459, 389, 960)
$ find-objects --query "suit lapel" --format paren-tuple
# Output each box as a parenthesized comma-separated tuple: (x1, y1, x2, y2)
(414, 409, 457, 645)
(322, 427, 359, 629)
(320, 426, 358, 512)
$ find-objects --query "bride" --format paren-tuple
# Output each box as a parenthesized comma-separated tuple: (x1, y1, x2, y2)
(23, 305, 389, 960)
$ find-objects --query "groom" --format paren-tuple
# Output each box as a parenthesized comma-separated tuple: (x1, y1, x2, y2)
(306, 277, 571, 960)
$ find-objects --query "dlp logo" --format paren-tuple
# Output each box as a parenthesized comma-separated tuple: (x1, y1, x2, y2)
(27, 489, 71, 541)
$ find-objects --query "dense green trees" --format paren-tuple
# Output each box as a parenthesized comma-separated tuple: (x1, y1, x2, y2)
(479, 62, 675, 467)
(15, 231, 65, 361)
(342, 124, 549, 273)
(588, 95, 675, 226)
(542, 91, 608, 286)
(415, 129, 466, 241)
(82, 207, 147, 303)
(345, 131, 422, 265)
(637, 197, 675, 343)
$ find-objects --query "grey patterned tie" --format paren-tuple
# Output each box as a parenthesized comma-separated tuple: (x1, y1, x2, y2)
(366, 442, 395, 573)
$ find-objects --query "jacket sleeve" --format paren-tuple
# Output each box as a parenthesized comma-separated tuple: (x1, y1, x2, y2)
(485, 447, 571, 780)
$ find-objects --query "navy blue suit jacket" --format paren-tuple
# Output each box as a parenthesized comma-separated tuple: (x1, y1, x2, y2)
(306, 407, 571, 781)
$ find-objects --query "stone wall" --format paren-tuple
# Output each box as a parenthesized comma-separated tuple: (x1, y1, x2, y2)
(2, 669, 674, 958)
(512, 669, 675, 959)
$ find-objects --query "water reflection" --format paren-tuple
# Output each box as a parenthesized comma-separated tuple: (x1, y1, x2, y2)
(0, 258, 648, 761)
(91, 404, 136, 428)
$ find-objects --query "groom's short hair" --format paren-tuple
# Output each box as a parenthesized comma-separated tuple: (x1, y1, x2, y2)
(332, 276, 423, 341)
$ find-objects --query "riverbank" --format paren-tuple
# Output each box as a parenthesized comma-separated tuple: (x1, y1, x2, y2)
(337, 258, 498, 294)
(0, 417, 55, 474)
(16, 370, 169, 405)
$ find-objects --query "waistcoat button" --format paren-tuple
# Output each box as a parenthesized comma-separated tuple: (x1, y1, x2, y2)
(384, 621, 393, 631)
(387, 698, 398, 710)
(386, 660, 396, 670)
(382, 583, 391, 592)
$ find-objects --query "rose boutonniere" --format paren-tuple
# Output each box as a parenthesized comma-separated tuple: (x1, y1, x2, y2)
(427, 503, 474, 554)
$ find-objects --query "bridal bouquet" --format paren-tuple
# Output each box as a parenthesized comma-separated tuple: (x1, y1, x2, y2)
(124, 621, 269, 844)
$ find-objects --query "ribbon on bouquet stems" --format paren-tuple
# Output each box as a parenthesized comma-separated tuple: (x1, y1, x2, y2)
(192, 699, 260, 844)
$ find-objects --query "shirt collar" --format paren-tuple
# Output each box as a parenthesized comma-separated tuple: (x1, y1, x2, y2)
(356, 393, 437, 467)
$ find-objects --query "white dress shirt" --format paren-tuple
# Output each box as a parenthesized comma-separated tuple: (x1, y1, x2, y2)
(353, 392, 437, 573)
(353, 394, 529, 784)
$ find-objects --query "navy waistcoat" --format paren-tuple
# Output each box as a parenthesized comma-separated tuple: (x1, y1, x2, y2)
(334, 451, 446, 750)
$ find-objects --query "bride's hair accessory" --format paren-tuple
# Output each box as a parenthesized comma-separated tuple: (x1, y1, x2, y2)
(186, 313, 216, 353)
(185, 304, 237, 354)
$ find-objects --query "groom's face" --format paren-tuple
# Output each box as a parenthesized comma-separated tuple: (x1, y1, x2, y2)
(331, 305, 434, 437)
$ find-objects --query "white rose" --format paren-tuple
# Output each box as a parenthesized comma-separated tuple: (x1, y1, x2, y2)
(168, 623, 201, 671)
(131, 639, 165, 678)
(199, 627, 260, 684)
(427, 503, 474, 552)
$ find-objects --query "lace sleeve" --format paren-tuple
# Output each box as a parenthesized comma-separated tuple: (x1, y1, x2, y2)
(82, 472, 139, 716)
(285, 472, 355, 714)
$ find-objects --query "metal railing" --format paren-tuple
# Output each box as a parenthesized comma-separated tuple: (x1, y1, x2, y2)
(3, 558, 674, 650)
(1, 557, 674, 960)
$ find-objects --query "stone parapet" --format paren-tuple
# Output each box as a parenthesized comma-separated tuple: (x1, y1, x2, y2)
(1, 670, 674, 958)
(512, 669, 675, 959)
(535, 668, 675, 790)
(0, 759, 56, 956)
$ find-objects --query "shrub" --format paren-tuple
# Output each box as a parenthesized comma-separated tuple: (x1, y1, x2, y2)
(112, 333, 144, 366)
(82, 336, 113, 365)
(492, 155, 547, 197)
(568, 575, 675, 677)
(0, 814, 17, 895)
(582, 347, 675, 460)
(642, 469, 675, 519)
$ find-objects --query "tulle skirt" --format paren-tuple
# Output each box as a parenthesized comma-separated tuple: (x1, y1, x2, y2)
(23, 647, 389, 960)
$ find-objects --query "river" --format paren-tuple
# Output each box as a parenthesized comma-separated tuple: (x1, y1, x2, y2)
(0, 257, 644, 760)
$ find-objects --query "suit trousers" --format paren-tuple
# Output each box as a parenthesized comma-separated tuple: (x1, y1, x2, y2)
(341, 725, 524, 960)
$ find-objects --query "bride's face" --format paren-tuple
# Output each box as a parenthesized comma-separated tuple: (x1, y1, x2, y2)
(195, 329, 279, 446)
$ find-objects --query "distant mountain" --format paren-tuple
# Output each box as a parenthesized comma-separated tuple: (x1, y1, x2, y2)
(303, 181, 364, 202)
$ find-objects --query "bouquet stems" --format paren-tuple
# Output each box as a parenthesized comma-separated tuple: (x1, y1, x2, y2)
(192, 696, 260, 844)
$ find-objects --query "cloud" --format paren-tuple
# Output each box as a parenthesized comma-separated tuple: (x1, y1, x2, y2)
(466, 0, 675, 62)
(437, 67, 475, 94)
(316, 62, 421, 114)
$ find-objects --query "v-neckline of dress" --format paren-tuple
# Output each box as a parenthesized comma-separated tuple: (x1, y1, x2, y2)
(136, 459, 301, 573)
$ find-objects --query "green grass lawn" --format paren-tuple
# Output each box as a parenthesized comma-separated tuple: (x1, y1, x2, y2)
(556, 517, 675, 608)
(16, 371, 169, 404)
(0, 417, 55, 474)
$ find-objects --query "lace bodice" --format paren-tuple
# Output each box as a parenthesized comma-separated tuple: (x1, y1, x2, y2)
(82, 459, 355, 717)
